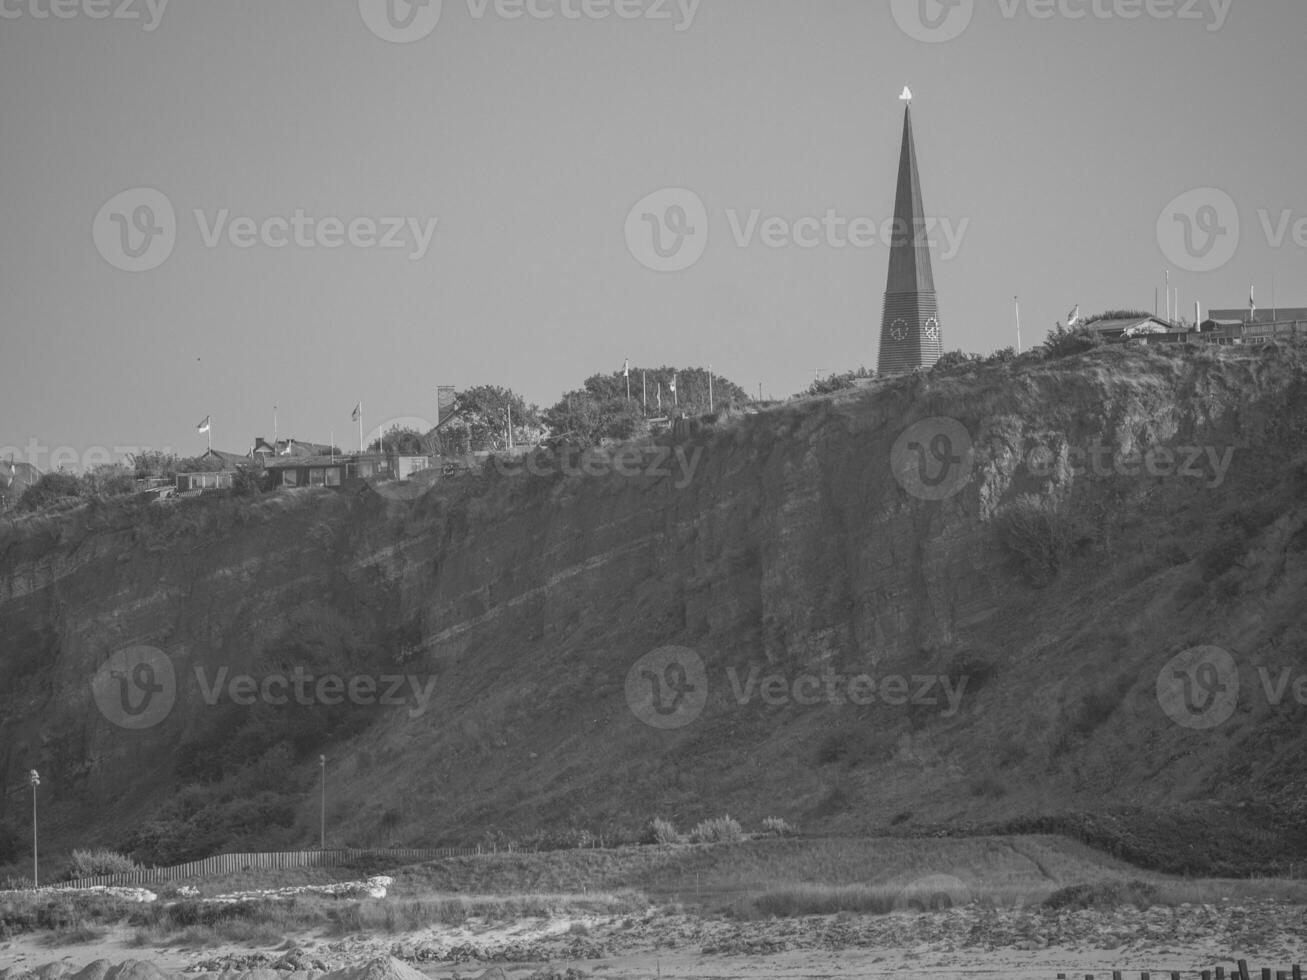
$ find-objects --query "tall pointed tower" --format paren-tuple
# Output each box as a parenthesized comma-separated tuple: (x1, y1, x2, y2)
(877, 90, 942, 376)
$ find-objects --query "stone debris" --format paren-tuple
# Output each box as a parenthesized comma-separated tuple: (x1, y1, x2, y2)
(391, 938, 604, 965)
(202, 877, 394, 905)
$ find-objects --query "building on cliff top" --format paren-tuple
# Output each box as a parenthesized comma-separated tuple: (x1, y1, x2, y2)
(877, 90, 943, 377)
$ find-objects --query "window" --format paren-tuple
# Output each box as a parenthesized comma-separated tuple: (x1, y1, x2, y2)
(309, 468, 326, 487)
(325, 467, 342, 487)
(358, 461, 375, 477)
(282, 469, 298, 487)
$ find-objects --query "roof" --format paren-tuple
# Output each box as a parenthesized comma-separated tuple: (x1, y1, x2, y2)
(253, 438, 337, 458)
(1, 460, 42, 490)
(1086, 315, 1175, 336)
(885, 104, 935, 296)
(203, 449, 250, 466)
(1207, 308, 1307, 324)
(265, 454, 353, 469)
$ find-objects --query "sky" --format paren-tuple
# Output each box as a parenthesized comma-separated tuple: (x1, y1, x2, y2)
(2, 0, 1305, 470)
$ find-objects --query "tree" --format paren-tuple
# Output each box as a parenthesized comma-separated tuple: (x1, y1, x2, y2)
(18, 471, 84, 512)
(544, 366, 751, 447)
(436, 386, 541, 454)
(805, 367, 876, 396)
(367, 426, 433, 456)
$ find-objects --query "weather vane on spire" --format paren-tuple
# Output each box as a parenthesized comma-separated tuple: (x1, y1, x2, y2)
(900, 86, 913, 102)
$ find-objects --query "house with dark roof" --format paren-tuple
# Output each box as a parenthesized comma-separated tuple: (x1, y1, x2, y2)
(1085, 315, 1177, 340)
(265, 453, 433, 489)
(0, 459, 43, 510)
(252, 437, 338, 461)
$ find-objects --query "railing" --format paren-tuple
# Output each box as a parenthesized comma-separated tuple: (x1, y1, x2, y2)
(40, 846, 482, 892)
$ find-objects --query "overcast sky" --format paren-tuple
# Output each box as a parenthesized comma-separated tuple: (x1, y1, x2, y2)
(2, 0, 1304, 468)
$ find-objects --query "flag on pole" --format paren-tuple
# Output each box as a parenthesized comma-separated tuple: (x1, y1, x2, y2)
(1066, 304, 1080, 327)
(196, 415, 210, 433)
(669, 373, 676, 394)
(1249, 286, 1257, 320)
(623, 359, 630, 378)
(351, 403, 362, 423)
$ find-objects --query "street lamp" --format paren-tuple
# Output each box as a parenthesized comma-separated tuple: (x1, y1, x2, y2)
(319, 755, 326, 851)
(29, 770, 39, 888)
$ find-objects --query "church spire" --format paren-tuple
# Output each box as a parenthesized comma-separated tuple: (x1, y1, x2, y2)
(878, 92, 943, 376)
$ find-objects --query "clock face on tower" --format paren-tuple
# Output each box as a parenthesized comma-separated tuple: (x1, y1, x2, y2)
(890, 320, 909, 342)
(924, 318, 940, 341)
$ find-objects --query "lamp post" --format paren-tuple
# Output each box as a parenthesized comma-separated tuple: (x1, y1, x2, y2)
(29, 769, 39, 888)
(319, 755, 326, 850)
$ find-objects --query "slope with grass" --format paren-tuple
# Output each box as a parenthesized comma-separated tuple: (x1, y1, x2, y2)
(2, 343, 1306, 875)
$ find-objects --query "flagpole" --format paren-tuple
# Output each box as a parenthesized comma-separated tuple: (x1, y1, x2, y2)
(1014, 296, 1023, 354)
(709, 366, 714, 412)
(273, 405, 278, 453)
(642, 372, 647, 412)
(359, 406, 364, 455)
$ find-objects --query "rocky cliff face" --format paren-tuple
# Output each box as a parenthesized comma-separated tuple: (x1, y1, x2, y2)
(2, 343, 1306, 864)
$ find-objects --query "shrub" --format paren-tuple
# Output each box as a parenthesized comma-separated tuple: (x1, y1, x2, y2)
(1041, 323, 1104, 359)
(18, 471, 84, 512)
(930, 350, 983, 374)
(688, 816, 744, 844)
(995, 494, 1080, 586)
(760, 817, 796, 837)
(646, 818, 682, 846)
(1044, 880, 1158, 911)
(62, 848, 142, 880)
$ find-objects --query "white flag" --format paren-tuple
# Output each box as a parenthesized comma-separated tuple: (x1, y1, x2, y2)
(623, 359, 630, 378)
(196, 415, 210, 433)
(351, 403, 362, 423)
(669, 373, 677, 394)
(1067, 305, 1080, 327)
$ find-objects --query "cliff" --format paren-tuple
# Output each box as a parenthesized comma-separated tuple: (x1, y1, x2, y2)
(2, 342, 1306, 874)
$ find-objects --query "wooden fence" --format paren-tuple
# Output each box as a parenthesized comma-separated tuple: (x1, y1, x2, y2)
(44, 846, 482, 891)
(1057, 963, 1302, 980)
